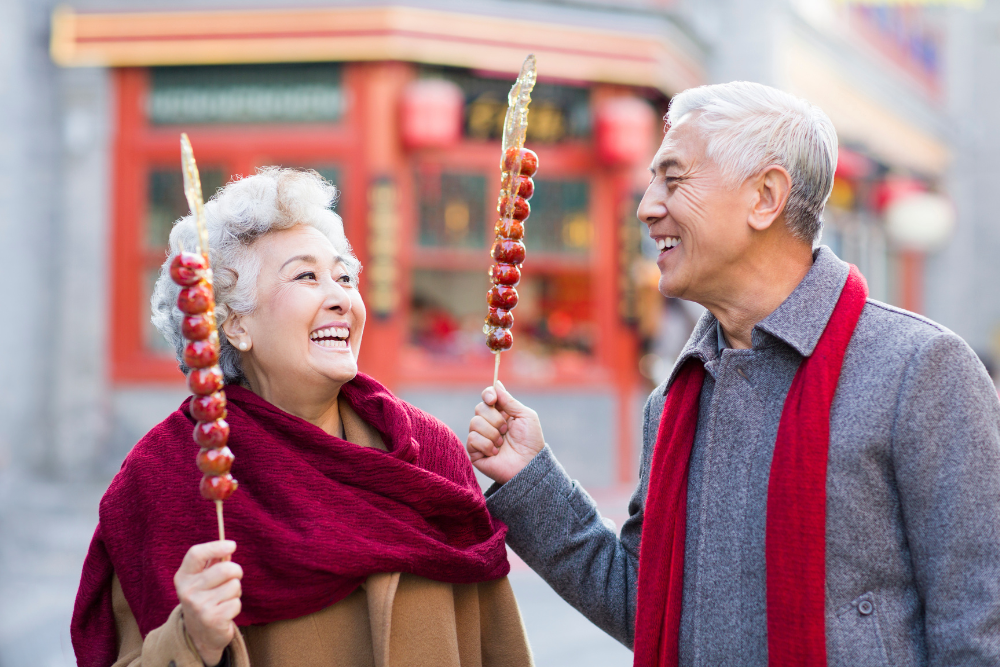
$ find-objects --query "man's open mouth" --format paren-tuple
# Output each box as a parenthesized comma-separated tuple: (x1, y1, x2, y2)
(309, 326, 350, 349)
(656, 236, 680, 253)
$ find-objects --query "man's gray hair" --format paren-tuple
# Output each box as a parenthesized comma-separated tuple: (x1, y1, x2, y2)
(666, 81, 838, 242)
(151, 167, 360, 385)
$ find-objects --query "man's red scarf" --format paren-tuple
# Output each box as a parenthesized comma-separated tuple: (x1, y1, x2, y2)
(634, 265, 868, 666)
(71, 373, 509, 667)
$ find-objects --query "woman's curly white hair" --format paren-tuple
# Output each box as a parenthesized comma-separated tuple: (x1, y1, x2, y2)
(151, 167, 360, 385)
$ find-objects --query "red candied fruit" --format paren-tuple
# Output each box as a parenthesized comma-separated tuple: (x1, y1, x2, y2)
(491, 239, 526, 265)
(200, 473, 238, 501)
(486, 307, 514, 329)
(495, 218, 524, 240)
(486, 327, 513, 352)
(502, 148, 539, 177)
(197, 446, 235, 476)
(181, 313, 215, 341)
(487, 285, 518, 310)
(497, 195, 530, 221)
(502, 174, 534, 200)
(188, 365, 224, 395)
(193, 418, 230, 449)
(489, 263, 520, 286)
(183, 331, 220, 369)
(177, 282, 214, 315)
(191, 391, 227, 422)
(169, 252, 209, 287)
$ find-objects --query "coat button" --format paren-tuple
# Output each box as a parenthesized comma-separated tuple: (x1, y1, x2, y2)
(858, 600, 874, 615)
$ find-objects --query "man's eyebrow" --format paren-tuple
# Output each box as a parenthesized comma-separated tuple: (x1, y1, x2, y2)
(651, 157, 683, 174)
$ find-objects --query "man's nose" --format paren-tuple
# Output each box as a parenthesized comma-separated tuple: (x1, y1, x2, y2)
(636, 184, 665, 228)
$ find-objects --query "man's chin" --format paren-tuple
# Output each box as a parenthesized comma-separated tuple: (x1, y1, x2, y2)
(657, 273, 687, 299)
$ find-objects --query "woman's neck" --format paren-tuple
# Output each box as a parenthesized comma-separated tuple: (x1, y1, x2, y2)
(246, 375, 345, 438)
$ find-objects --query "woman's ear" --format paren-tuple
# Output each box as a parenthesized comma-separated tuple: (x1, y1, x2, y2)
(748, 165, 792, 232)
(221, 313, 251, 351)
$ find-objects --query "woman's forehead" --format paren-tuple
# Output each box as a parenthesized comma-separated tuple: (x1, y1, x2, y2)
(258, 225, 341, 266)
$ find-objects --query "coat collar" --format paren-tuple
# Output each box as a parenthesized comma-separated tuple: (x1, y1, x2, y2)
(662, 246, 851, 395)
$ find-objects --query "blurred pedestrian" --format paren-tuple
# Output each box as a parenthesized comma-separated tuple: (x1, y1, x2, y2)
(468, 81, 1000, 666)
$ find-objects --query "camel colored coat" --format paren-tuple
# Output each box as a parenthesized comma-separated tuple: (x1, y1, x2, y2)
(108, 401, 533, 667)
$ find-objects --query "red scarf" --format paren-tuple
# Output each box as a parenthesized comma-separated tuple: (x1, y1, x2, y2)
(634, 266, 868, 666)
(71, 373, 509, 667)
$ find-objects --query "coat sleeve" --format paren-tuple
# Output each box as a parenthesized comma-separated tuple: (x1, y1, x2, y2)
(110, 574, 250, 667)
(484, 386, 666, 649)
(892, 332, 1000, 665)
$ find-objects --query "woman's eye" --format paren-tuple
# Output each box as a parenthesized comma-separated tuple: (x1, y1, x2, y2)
(295, 271, 317, 281)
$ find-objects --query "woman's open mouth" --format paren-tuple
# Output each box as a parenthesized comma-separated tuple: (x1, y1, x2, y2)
(656, 236, 680, 256)
(309, 325, 350, 350)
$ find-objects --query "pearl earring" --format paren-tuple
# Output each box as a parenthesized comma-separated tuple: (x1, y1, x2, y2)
(238, 341, 248, 351)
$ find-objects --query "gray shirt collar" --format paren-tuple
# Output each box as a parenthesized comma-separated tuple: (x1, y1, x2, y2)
(663, 246, 852, 395)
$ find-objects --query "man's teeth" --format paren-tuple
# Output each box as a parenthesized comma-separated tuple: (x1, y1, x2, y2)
(309, 327, 350, 348)
(656, 237, 681, 252)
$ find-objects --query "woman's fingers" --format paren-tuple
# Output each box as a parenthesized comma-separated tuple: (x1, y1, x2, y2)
(198, 561, 243, 590)
(178, 541, 237, 576)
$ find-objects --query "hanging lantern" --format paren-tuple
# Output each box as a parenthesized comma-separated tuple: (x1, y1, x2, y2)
(595, 96, 656, 167)
(400, 79, 464, 150)
(885, 191, 956, 252)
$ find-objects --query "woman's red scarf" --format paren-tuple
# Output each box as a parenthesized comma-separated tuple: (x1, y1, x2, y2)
(71, 373, 509, 667)
(634, 265, 868, 667)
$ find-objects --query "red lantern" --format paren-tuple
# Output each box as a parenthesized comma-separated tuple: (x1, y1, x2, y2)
(594, 97, 656, 167)
(400, 79, 464, 150)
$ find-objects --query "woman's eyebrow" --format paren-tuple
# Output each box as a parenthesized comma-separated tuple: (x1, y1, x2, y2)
(280, 254, 317, 271)
(280, 254, 349, 271)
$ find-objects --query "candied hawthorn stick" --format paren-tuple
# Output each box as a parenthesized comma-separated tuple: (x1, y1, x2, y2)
(485, 55, 537, 386)
(175, 133, 237, 555)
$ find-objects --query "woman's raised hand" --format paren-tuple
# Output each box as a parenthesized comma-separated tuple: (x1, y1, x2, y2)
(174, 540, 243, 667)
(467, 380, 546, 484)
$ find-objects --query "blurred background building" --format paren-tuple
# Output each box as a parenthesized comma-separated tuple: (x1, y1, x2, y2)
(0, 0, 993, 664)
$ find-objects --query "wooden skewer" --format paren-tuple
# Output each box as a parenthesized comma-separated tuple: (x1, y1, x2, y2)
(494, 351, 501, 387)
(216, 500, 230, 561)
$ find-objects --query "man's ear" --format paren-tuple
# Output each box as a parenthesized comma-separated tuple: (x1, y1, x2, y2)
(748, 165, 792, 232)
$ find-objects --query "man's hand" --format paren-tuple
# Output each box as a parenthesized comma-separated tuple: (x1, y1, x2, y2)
(174, 540, 242, 667)
(467, 380, 545, 484)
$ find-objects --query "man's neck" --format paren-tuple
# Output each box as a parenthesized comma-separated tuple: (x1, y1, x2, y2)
(706, 244, 815, 350)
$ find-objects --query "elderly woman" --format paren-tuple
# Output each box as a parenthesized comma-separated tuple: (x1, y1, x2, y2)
(71, 168, 532, 667)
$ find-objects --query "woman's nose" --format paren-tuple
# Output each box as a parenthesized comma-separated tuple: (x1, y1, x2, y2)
(321, 278, 352, 313)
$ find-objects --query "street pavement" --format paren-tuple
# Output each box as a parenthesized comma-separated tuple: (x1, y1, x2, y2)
(0, 468, 633, 667)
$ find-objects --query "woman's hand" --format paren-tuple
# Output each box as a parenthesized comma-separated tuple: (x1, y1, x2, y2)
(467, 381, 545, 484)
(173, 540, 243, 667)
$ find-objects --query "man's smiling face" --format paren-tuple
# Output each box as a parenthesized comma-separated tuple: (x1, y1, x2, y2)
(637, 113, 758, 302)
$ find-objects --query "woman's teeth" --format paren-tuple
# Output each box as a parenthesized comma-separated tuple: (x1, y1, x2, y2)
(656, 237, 680, 252)
(310, 326, 350, 349)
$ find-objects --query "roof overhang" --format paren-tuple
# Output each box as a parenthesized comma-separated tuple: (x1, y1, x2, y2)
(51, 5, 704, 95)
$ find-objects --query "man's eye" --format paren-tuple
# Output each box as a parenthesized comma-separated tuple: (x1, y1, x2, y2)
(338, 274, 353, 285)
(295, 271, 317, 280)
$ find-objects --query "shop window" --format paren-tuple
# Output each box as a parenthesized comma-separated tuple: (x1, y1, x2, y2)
(417, 169, 487, 249)
(525, 179, 591, 254)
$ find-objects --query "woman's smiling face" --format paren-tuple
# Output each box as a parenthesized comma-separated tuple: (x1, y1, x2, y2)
(231, 224, 365, 396)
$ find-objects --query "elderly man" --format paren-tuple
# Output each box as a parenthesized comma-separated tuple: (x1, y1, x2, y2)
(467, 81, 1000, 666)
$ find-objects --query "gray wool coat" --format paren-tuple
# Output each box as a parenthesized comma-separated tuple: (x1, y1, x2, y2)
(485, 247, 1000, 666)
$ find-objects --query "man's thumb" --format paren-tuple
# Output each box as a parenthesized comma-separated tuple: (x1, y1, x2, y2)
(494, 381, 528, 416)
